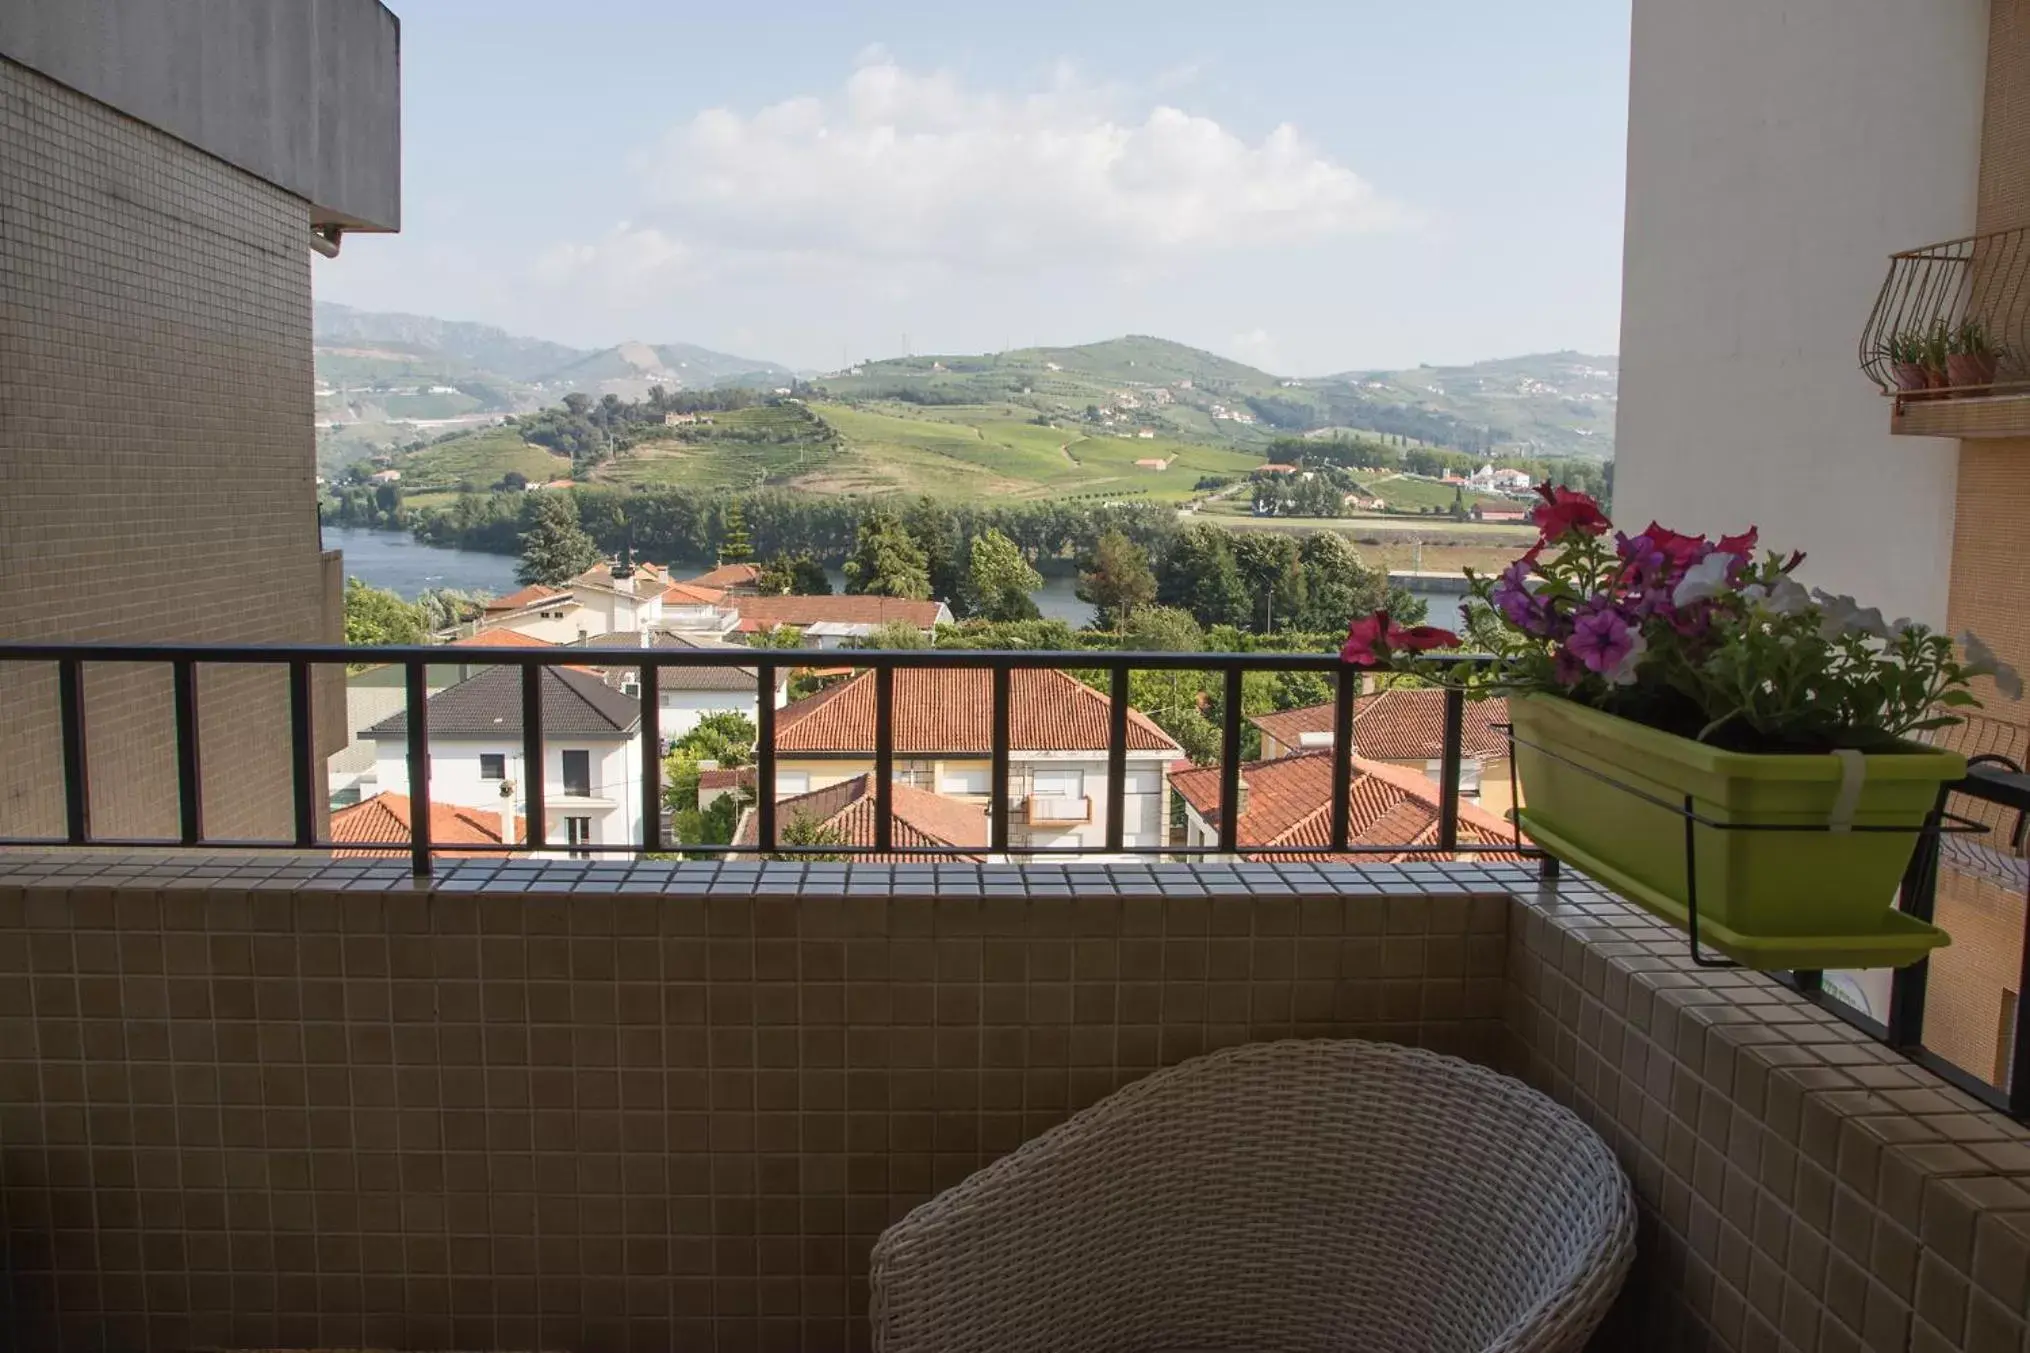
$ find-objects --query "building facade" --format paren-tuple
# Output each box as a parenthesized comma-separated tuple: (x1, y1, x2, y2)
(0, 1, 400, 841)
(1615, 0, 2030, 1083)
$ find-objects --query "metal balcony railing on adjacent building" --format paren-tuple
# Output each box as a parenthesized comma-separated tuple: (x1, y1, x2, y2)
(1859, 225, 2030, 434)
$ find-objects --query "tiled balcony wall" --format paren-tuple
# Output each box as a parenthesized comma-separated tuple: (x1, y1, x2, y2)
(2, 854, 2028, 1352)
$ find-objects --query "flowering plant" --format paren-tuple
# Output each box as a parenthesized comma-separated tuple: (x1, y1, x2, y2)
(1342, 484, 2021, 753)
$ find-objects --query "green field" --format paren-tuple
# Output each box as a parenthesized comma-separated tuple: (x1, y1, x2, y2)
(592, 406, 840, 492)
(1359, 474, 1514, 515)
(398, 427, 567, 492)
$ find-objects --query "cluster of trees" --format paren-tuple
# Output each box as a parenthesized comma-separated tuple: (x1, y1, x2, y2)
(1249, 466, 1362, 518)
(341, 579, 490, 649)
(1283, 436, 1613, 506)
(322, 480, 406, 529)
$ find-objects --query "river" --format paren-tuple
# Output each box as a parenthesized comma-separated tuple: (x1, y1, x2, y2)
(330, 525, 1457, 633)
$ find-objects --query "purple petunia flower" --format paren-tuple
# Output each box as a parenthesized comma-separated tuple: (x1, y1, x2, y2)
(1568, 600, 1643, 679)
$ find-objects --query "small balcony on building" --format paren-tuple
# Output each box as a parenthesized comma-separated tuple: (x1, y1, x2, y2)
(1861, 224, 2030, 437)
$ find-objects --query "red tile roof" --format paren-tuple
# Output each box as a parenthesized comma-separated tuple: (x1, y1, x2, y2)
(732, 774, 988, 860)
(450, 629, 555, 649)
(1169, 751, 1521, 862)
(688, 562, 764, 589)
(329, 792, 525, 859)
(732, 595, 948, 631)
(775, 668, 1179, 755)
(698, 767, 757, 794)
(663, 582, 727, 605)
(1249, 688, 1511, 763)
(484, 583, 563, 613)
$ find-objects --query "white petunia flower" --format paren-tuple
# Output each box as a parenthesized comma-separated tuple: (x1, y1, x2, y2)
(1672, 552, 1734, 608)
(1812, 590, 1888, 640)
(1604, 631, 1648, 687)
(1961, 631, 2026, 700)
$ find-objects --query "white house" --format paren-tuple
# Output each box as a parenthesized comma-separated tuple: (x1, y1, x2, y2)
(363, 666, 644, 858)
(570, 631, 790, 747)
(770, 668, 1180, 854)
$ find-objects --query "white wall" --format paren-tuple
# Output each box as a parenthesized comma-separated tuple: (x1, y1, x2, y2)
(1615, 0, 1987, 625)
(658, 686, 785, 744)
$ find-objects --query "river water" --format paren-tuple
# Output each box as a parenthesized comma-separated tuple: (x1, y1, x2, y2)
(331, 525, 1455, 633)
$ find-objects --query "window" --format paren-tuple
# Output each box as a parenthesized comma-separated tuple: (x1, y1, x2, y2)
(776, 771, 810, 796)
(939, 767, 990, 795)
(565, 815, 593, 860)
(1422, 757, 1484, 797)
(1031, 767, 1085, 799)
(561, 750, 592, 797)
(479, 754, 506, 781)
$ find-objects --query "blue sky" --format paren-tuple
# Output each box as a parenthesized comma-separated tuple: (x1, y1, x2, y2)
(322, 0, 1632, 374)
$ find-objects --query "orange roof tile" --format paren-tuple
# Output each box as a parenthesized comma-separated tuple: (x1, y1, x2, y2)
(733, 594, 948, 630)
(1250, 688, 1511, 763)
(329, 792, 525, 859)
(1169, 751, 1521, 862)
(732, 774, 987, 860)
(775, 668, 1179, 755)
(450, 629, 555, 649)
(663, 582, 727, 605)
(688, 562, 764, 589)
(484, 583, 563, 613)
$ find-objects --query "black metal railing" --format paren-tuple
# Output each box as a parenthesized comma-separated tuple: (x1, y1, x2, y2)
(0, 642, 1509, 878)
(13, 640, 2030, 1116)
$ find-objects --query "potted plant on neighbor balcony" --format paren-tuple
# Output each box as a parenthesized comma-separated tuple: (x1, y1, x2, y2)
(1946, 316, 2004, 393)
(1885, 328, 1933, 396)
(1922, 319, 1955, 391)
(1340, 484, 2022, 970)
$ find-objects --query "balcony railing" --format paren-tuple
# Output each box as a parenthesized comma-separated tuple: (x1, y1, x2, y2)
(7, 640, 2030, 1121)
(0, 642, 1502, 875)
(1860, 226, 2030, 434)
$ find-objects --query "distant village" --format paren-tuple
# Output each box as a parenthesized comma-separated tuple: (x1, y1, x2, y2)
(330, 552, 1516, 865)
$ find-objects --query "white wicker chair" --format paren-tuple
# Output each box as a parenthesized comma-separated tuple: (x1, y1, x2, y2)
(870, 1040, 1635, 1353)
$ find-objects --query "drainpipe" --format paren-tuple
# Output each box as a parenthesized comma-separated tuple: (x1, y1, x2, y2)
(310, 226, 343, 259)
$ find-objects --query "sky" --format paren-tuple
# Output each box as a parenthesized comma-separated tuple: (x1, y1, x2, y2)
(321, 0, 1633, 376)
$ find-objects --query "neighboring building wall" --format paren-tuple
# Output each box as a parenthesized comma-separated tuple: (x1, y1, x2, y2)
(1614, 0, 1987, 625)
(657, 686, 786, 744)
(0, 56, 341, 842)
(1925, 866, 2027, 1088)
(371, 737, 645, 850)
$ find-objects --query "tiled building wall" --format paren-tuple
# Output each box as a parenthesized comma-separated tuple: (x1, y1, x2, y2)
(0, 862, 1508, 1353)
(1506, 881, 2030, 1353)
(0, 57, 337, 845)
(1926, 867, 2025, 1090)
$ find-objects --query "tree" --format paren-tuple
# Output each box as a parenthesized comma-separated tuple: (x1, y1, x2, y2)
(961, 529, 1042, 622)
(1122, 605, 1205, 653)
(1076, 529, 1157, 631)
(1156, 524, 1250, 629)
(672, 711, 758, 768)
(776, 812, 849, 862)
(1451, 486, 1469, 521)
(748, 624, 807, 649)
(499, 471, 528, 491)
(901, 499, 964, 606)
(415, 587, 487, 632)
(1292, 532, 1390, 633)
(1232, 533, 1305, 633)
(343, 577, 424, 647)
(719, 502, 754, 564)
(561, 392, 592, 418)
(843, 509, 932, 599)
(851, 620, 932, 650)
(516, 494, 600, 585)
(755, 551, 831, 596)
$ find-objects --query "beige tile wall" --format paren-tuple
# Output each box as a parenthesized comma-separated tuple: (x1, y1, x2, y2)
(1505, 877, 2030, 1353)
(0, 861, 1507, 1353)
(0, 56, 333, 845)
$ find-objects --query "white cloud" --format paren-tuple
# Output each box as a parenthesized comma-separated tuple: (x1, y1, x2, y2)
(538, 58, 1408, 287)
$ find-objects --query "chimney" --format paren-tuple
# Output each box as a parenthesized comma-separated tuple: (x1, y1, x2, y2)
(499, 780, 518, 848)
(1234, 776, 1250, 819)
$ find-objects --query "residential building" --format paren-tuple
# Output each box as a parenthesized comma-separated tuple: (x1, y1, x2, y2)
(1613, 0, 2028, 1084)
(570, 632, 789, 745)
(564, 557, 670, 636)
(1250, 689, 1517, 821)
(0, 0, 397, 841)
(363, 665, 644, 856)
(732, 773, 989, 861)
(686, 561, 765, 593)
(330, 791, 523, 860)
(1170, 751, 1519, 860)
(732, 594, 954, 643)
(771, 668, 1180, 850)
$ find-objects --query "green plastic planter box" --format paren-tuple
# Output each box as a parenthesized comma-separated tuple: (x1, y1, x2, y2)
(1509, 693, 1964, 969)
